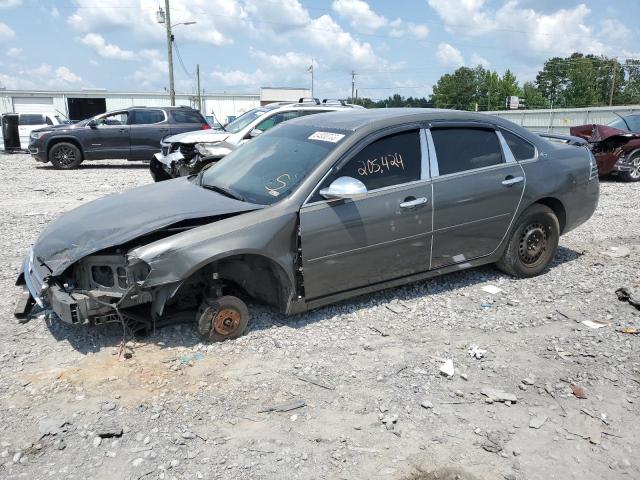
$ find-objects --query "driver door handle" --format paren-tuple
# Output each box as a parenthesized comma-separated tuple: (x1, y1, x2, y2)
(400, 197, 428, 209)
(502, 175, 524, 186)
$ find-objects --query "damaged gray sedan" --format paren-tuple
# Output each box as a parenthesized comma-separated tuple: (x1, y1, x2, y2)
(15, 109, 599, 341)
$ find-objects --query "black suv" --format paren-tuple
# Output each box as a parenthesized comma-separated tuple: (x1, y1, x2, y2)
(28, 106, 210, 169)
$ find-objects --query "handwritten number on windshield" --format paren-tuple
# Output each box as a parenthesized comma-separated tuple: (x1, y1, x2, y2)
(357, 153, 405, 177)
(265, 173, 292, 197)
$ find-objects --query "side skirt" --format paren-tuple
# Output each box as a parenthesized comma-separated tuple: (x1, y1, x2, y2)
(299, 254, 501, 312)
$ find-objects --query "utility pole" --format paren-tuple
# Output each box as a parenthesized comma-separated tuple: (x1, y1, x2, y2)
(609, 60, 618, 107)
(163, 0, 175, 106)
(196, 63, 202, 112)
(351, 71, 357, 102)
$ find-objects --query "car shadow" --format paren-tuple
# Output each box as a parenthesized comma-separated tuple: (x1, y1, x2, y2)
(36, 162, 149, 171)
(44, 245, 583, 354)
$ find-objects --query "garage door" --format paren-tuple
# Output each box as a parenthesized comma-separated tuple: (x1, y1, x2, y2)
(13, 97, 54, 114)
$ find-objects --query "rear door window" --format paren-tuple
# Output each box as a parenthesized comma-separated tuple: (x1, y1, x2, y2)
(131, 109, 165, 125)
(431, 128, 504, 175)
(19, 114, 44, 125)
(500, 130, 535, 160)
(171, 109, 205, 124)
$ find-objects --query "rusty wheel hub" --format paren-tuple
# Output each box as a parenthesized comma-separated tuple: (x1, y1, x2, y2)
(212, 308, 242, 336)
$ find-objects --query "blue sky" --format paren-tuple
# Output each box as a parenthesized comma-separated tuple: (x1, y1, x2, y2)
(0, 0, 639, 100)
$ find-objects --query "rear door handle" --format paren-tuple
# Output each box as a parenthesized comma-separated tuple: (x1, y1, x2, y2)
(119, 128, 127, 133)
(400, 197, 428, 208)
(502, 176, 524, 186)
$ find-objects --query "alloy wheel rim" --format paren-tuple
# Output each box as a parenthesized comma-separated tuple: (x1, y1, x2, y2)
(54, 146, 76, 167)
(518, 222, 548, 265)
(630, 157, 640, 179)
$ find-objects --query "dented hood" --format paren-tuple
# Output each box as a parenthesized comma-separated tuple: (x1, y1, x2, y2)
(570, 124, 640, 145)
(164, 129, 230, 145)
(32, 177, 261, 275)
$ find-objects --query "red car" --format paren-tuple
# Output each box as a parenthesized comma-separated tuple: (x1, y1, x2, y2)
(570, 114, 640, 182)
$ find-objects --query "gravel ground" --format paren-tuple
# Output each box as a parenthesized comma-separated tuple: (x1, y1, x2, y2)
(0, 152, 639, 480)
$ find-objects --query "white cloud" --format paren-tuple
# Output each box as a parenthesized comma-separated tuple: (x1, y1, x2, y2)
(131, 49, 169, 87)
(427, 0, 619, 60)
(600, 19, 630, 45)
(68, 0, 244, 46)
(0, 64, 85, 89)
(427, 0, 496, 36)
(0, 0, 22, 8)
(496, 2, 606, 57)
(331, 0, 387, 31)
(210, 69, 269, 88)
(51, 7, 59, 18)
(436, 43, 465, 68)
(81, 33, 134, 60)
(0, 22, 15, 41)
(6, 47, 22, 58)
(55, 66, 83, 84)
(470, 53, 489, 68)
(305, 14, 379, 70)
(250, 48, 311, 70)
(244, 0, 310, 31)
(389, 18, 429, 39)
(332, 1, 428, 39)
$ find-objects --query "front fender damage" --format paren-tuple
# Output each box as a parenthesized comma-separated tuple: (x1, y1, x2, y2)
(132, 208, 300, 323)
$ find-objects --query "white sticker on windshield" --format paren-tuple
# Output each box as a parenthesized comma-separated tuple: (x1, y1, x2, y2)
(308, 131, 345, 143)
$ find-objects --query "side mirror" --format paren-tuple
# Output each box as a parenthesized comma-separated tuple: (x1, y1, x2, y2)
(87, 119, 97, 128)
(248, 128, 262, 138)
(319, 176, 368, 200)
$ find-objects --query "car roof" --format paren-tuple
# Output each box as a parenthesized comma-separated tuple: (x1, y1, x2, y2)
(290, 107, 533, 133)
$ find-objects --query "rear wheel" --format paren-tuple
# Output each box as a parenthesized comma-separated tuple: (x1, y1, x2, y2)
(496, 204, 560, 278)
(196, 295, 249, 342)
(619, 153, 640, 182)
(49, 142, 83, 169)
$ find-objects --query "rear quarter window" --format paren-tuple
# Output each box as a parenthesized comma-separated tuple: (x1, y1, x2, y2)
(501, 130, 536, 160)
(171, 109, 205, 124)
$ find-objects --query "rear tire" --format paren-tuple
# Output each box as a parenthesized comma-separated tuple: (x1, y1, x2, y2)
(619, 153, 640, 182)
(196, 295, 249, 342)
(49, 142, 83, 169)
(496, 204, 560, 278)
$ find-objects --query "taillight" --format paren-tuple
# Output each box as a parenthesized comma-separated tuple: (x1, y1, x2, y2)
(588, 150, 598, 180)
(201, 124, 211, 130)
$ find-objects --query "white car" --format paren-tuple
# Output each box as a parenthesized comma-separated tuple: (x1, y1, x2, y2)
(0, 112, 69, 152)
(149, 99, 363, 181)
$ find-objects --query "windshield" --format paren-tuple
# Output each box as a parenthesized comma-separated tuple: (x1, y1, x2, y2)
(201, 124, 349, 205)
(607, 117, 630, 131)
(224, 108, 270, 133)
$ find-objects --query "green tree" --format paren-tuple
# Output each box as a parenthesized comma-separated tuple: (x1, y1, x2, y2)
(431, 67, 479, 110)
(521, 81, 548, 109)
(622, 59, 640, 104)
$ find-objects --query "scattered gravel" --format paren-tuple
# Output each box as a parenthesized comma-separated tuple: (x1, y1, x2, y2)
(0, 153, 639, 479)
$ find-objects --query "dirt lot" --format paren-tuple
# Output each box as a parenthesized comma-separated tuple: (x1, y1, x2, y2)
(0, 153, 639, 480)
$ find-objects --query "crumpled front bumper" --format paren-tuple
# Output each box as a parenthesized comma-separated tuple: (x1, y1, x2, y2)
(150, 150, 185, 181)
(17, 250, 98, 325)
(19, 250, 47, 308)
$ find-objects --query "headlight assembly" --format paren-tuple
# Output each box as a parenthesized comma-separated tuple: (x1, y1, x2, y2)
(195, 143, 232, 158)
(30, 131, 50, 140)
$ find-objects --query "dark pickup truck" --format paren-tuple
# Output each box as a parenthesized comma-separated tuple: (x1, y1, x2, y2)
(28, 106, 210, 169)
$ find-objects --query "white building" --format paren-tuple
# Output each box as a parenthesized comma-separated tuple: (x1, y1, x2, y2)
(0, 87, 310, 123)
